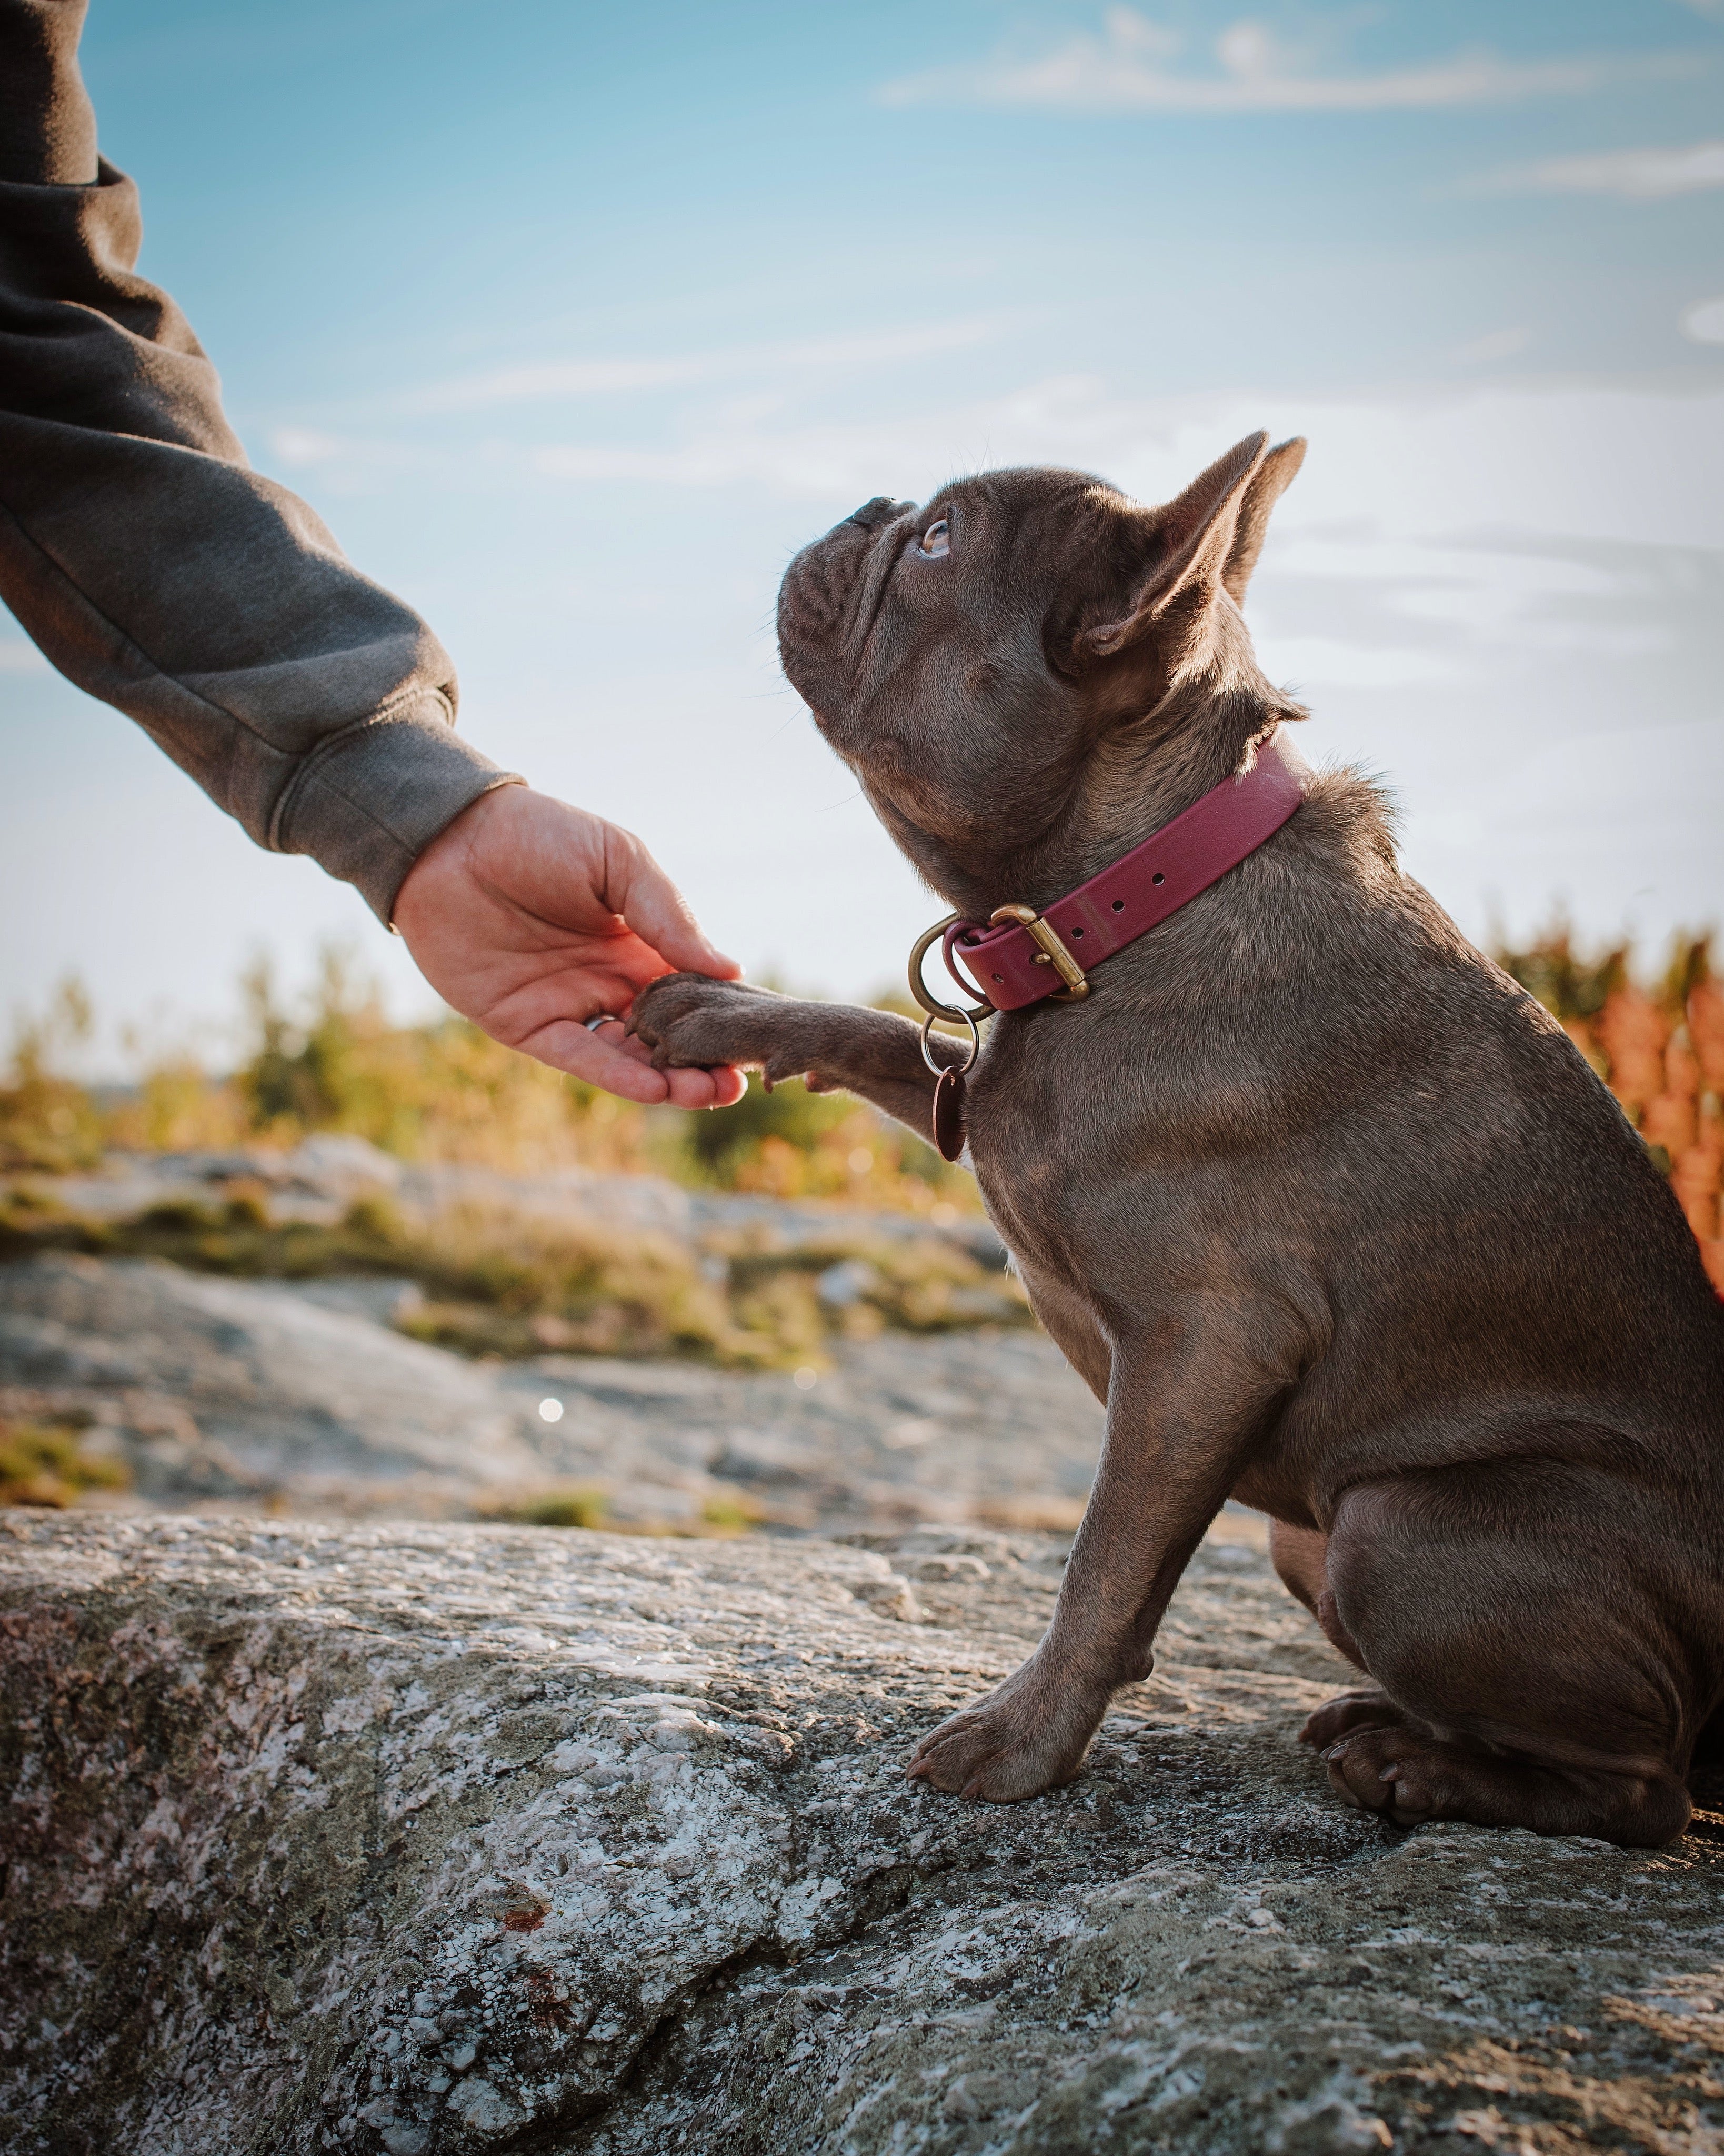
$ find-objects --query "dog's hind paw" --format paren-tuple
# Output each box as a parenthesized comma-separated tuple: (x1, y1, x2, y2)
(1319, 1722, 1691, 1844)
(1320, 1725, 1444, 1825)
(1299, 1689, 1407, 1750)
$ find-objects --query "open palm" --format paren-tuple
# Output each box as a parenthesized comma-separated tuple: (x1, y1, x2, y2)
(392, 785, 746, 1108)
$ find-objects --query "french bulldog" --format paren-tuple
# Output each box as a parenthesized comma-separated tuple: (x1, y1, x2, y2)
(630, 433, 1724, 1846)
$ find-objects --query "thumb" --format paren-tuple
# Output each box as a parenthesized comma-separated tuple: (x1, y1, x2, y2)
(609, 829, 741, 980)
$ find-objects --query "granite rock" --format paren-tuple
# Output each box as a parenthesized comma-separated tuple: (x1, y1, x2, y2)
(3, 1511, 1721, 2154)
(0, 1254, 1106, 1529)
(0, 1253, 546, 1508)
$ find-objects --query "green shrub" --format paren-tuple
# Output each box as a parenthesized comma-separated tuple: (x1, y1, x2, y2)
(0, 980, 104, 1174)
(493, 1488, 609, 1530)
(0, 1418, 131, 1508)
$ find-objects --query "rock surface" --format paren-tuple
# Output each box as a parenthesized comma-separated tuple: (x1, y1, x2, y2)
(0, 1254, 1103, 1529)
(4, 1510, 1721, 2155)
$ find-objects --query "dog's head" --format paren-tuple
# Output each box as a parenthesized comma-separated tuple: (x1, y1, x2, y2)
(777, 431, 1306, 896)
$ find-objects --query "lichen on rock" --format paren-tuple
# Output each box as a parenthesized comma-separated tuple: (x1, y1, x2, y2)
(2, 1511, 1721, 2154)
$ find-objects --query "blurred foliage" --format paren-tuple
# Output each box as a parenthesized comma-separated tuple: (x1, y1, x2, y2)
(7, 947, 977, 1213)
(1497, 931, 1627, 1028)
(9, 923, 1716, 1346)
(1498, 923, 1724, 1285)
(1497, 923, 1715, 1031)
(478, 1484, 765, 1536)
(489, 1488, 610, 1531)
(0, 979, 106, 1173)
(0, 1415, 131, 1508)
(109, 1059, 251, 1154)
(679, 1067, 955, 1205)
(232, 950, 653, 1174)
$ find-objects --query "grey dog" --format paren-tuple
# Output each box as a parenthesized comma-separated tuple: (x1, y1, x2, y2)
(630, 432, 1724, 1846)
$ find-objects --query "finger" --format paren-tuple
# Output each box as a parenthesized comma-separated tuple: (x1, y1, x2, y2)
(528, 1020, 746, 1110)
(606, 828, 741, 981)
(520, 1020, 676, 1103)
(663, 1062, 747, 1110)
(660, 1061, 747, 1110)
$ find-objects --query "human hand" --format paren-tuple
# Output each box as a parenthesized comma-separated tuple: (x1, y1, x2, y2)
(391, 785, 747, 1107)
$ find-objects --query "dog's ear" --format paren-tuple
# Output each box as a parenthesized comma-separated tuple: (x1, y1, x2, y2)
(1078, 431, 1300, 660)
(1221, 436, 1305, 604)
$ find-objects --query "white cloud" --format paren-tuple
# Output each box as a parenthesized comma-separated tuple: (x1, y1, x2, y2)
(880, 8, 1650, 114)
(518, 380, 1724, 554)
(1266, 530, 1669, 661)
(272, 427, 346, 465)
(510, 377, 1719, 695)
(266, 428, 434, 492)
(402, 321, 1004, 417)
(1479, 140, 1724, 199)
(1454, 327, 1532, 365)
(1682, 295, 1724, 342)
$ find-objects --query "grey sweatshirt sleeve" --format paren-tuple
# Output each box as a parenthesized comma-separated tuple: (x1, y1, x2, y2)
(0, 0, 519, 921)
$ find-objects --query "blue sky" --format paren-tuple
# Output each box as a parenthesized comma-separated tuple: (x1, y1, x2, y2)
(3, 0, 1721, 1068)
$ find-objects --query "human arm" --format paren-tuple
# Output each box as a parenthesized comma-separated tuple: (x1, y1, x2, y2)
(0, 1, 741, 1105)
(0, 0, 509, 922)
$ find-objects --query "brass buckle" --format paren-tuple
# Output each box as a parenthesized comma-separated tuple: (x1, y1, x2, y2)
(908, 913, 993, 1023)
(989, 903, 1090, 1000)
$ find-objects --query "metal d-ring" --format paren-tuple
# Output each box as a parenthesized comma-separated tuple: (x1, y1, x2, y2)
(920, 1009, 979, 1079)
(908, 912, 991, 1024)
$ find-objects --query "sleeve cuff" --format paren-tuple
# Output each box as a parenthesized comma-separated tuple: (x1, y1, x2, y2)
(270, 691, 523, 922)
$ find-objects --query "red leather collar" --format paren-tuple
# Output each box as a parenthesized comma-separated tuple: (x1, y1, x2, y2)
(940, 734, 1307, 1013)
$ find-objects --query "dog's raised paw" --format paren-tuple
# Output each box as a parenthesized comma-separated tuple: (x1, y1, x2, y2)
(627, 974, 789, 1074)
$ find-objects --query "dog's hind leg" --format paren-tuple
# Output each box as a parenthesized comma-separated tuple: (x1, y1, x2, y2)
(1270, 1519, 1411, 1745)
(1312, 1461, 1699, 1848)
(1269, 1520, 1368, 1664)
(1268, 1519, 1327, 1616)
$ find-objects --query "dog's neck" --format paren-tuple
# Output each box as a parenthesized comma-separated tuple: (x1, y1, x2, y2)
(893, 668, 1302, 924)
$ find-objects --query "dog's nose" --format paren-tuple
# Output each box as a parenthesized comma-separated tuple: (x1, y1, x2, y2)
(844, 496, 911, 532)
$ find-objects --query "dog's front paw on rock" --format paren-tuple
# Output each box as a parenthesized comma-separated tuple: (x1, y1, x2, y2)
(907, 1687, 1097, 1804)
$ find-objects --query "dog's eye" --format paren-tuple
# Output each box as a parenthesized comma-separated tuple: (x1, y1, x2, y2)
(918, 519, 950, 560)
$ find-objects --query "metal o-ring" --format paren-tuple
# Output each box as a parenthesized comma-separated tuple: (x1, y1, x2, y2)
(920, 1009, 979, 1079)
(908, 913, 991, 1024)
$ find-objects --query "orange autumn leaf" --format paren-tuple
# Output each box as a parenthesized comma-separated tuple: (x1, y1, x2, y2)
(1642, 1094, 1698, 1156)
(1596, 985, 1670, 1114)
(1689, 980, 1724, 1092)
